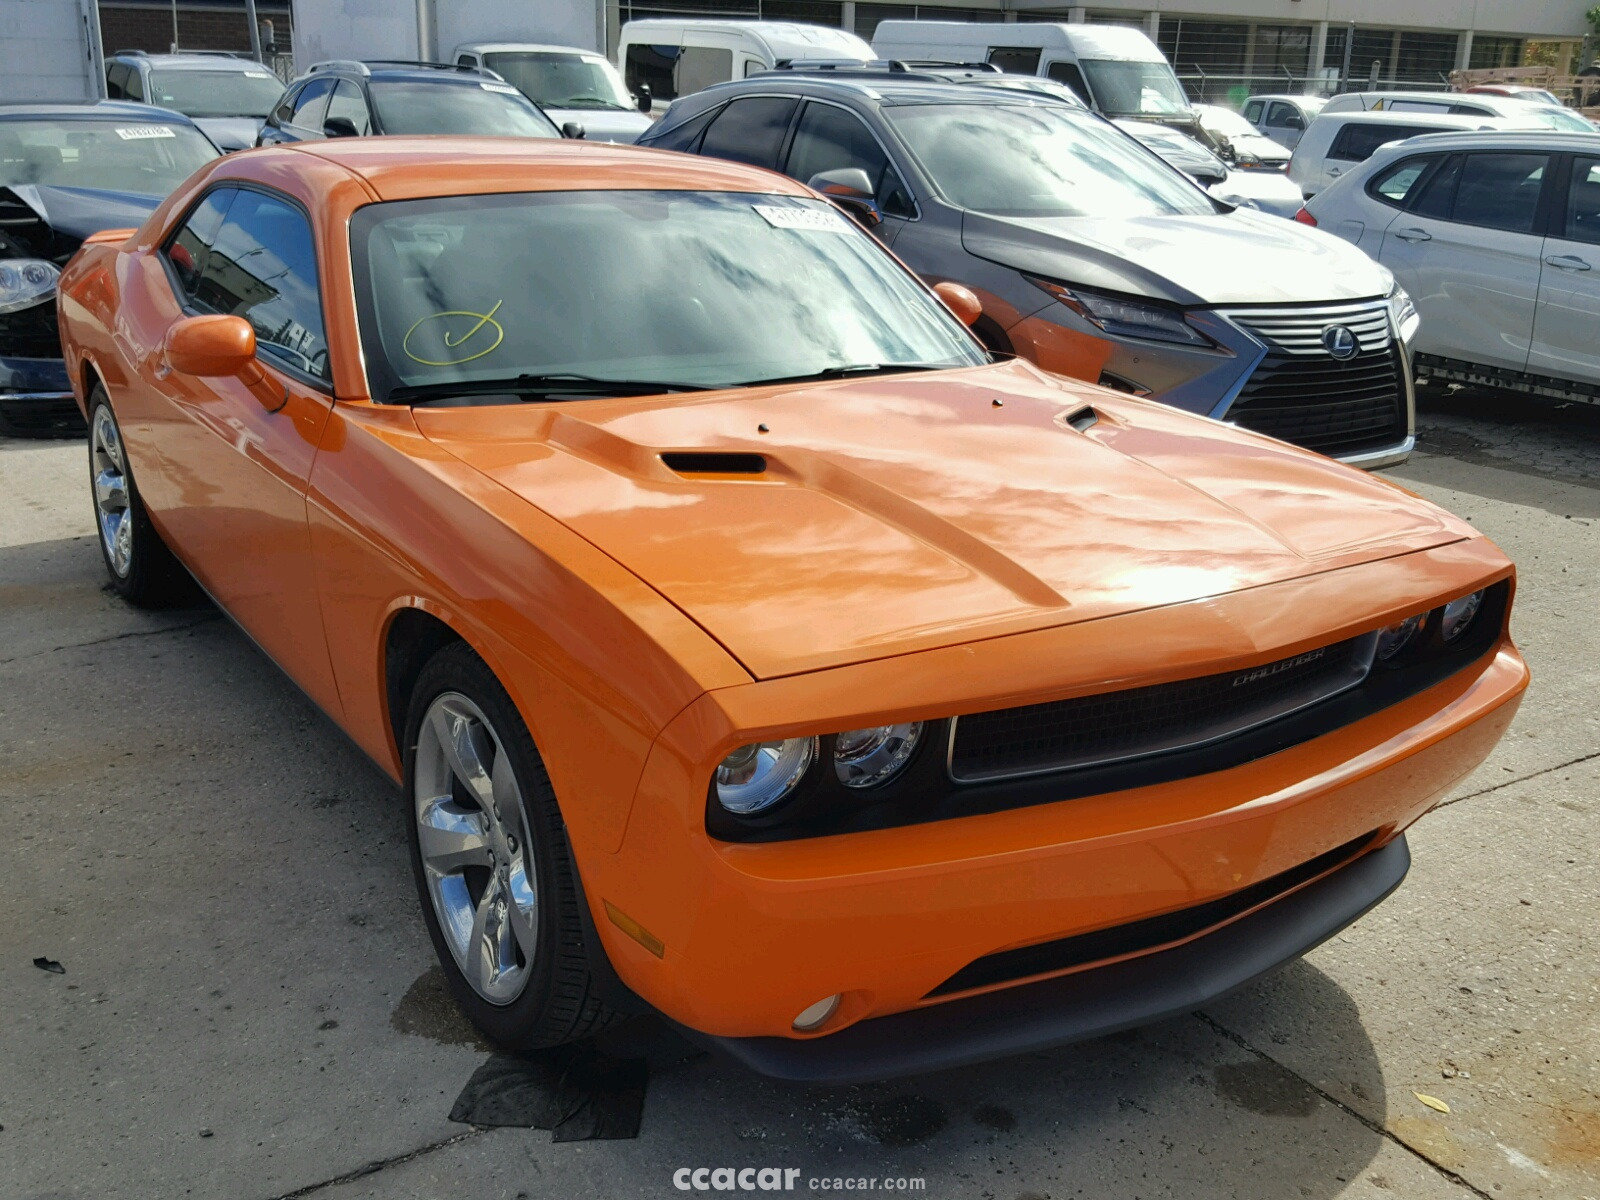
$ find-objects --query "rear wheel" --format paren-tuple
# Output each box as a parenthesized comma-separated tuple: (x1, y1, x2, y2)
(87, 388, 191, 607)
(403, 642, 620, 1049)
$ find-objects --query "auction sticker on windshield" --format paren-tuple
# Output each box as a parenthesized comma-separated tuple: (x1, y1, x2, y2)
(115, 126, 177, 140)
(753, 205, 852, 233)
(479, 82, 521, 95)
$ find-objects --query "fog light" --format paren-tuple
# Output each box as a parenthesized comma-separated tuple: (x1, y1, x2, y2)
(1441, 590, 1484, 643)
(1376, 613, 1425, 661)
(792, 994, 840, 1032)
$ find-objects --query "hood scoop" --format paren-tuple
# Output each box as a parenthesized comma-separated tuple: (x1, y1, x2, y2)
(661, 451, 768, 476)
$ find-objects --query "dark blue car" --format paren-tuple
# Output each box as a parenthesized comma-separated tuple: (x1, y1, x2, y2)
(0, 101, 217, 436)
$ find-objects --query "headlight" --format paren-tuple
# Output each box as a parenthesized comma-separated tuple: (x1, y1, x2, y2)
(1029, 279, 1210, 346)
(715, 737, 817, 815)
(1441, 590, 1484, 643)
(0, 258, 60, 314)
(1377, 613, 1426, 661)
(1388, 282, 1419, 344)
(833, 722, 923, 789)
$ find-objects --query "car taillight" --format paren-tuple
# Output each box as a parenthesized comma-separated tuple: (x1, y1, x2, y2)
(1293, 207, 1318, 227)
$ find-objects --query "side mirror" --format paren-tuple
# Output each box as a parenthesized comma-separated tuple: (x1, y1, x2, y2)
(323, 116, 361, 138)
(932, 281, 983, 328)
(636, 84, 652, 114)
(562, 121, 586, 139)
(807, 167, 881, 228)
(163, 315, 286, 411)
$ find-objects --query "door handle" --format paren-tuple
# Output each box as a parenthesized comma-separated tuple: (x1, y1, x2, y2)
(1544, 254, 1592, 271)
(1393, 227, 1432, 243)
(1327, 166, 1343, 177)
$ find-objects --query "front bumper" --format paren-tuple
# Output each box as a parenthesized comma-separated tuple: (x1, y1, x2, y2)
(0, 355, 81, 437)
(581, 544, 1525, 1053)
(679, 834, 1409, 1084)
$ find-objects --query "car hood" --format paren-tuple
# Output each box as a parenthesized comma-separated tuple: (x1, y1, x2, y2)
(0, 184, 160, 262)
(192, 116, 263, 152)
(416, 360, 1472, 679)
(546, 107, 653, 143)
(961, 207, 1387, 306)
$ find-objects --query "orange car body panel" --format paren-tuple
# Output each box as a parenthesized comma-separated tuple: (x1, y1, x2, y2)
(55, 140, 1528, 1043)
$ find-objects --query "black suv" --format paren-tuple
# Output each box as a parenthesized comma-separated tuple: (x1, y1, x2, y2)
(257, 60, 564, 145)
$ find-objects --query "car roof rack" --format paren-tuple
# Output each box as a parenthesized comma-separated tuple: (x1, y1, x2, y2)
(116, 48, 254, 60)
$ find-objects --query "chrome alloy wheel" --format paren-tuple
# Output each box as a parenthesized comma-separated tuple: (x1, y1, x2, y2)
(91, 405, 133, 578)
(413, 692, 539, 1005)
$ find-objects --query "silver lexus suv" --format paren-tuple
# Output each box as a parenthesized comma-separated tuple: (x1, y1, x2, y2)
(639, 70, 1420, 467)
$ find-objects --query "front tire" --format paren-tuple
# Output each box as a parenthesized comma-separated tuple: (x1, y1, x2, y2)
(87, 387, 191, 607)
(403, 641, 619, 1050)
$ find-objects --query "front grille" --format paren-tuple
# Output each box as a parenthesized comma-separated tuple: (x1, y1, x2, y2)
(948, 633, 1376, 784)
(1218, 300, 1407, 458)
(0, 297, 62, 360)
(925, 830, 1380, 997)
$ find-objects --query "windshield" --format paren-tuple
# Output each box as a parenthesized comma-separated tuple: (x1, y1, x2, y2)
(369, 80, 561, 136)
(0, 118, 217, 196)
(484, 52, 634, 110)
(148, 70, 285, 119)
(352, 190, 984, 401)
(1080, 59, 1191, 116)
(888, 103, 1213, 218)
(1524, 107, 1594, 132)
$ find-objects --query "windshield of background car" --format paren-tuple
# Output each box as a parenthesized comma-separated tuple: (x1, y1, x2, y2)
(148, 70, 285, 118)
(888, 103, 1213, 218)
(1080, 60, 1191, 116)
(1522, 107, 1594, 133)
(368, 79, 561, 136)
(0, 118, 217, 195)
(350, 189, 985, 401)
(483, 52, 635, 110)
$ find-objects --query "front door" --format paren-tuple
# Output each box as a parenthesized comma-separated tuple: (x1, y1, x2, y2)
(781, 100, 916, 248)
(1528, 153, 1600, 384)
(129, 183, 341, 714)
(1380, 150, 1551, 373)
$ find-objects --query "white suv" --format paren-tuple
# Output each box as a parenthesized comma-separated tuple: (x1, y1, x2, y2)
(1302, 130, 1600, 403)
(1323, 90, 1595, 134)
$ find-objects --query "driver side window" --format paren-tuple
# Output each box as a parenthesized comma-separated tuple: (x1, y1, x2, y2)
(166, 188, 330, 384)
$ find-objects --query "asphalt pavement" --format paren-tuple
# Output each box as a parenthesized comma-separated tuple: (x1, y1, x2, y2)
(2, 388, 1596, 1200)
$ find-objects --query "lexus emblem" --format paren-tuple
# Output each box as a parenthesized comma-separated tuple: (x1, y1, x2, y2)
(1322, 325, 1359, 360)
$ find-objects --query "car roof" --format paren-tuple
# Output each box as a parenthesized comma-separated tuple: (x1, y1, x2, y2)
(1247, 93, 1325, 106)
(618, 20, 873, 58)
(695, 73, 1071, 108)
(302, 61, 500, 84)
(1365, 128, 1600, 155)
(113, 52, 274, 73)
(871, 20, 1162, 61)
(456, 43, 606, 57)
(0, 99, 199, 125)
(1317, 109, 1504, 127)
(263, 136, 817, 202)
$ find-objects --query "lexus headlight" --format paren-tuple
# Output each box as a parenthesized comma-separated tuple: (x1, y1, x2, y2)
(1030, 279, 1210, 347)
(1388, 281, 1419, 344)
(0, 258, 60, 314)
(715, 737, 816, 815)
(834, 722, 922, 789)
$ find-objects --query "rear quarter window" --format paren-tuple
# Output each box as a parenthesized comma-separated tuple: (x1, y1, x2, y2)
(1367, 155, 1436, 208)
(1328, 122, 1435, 163)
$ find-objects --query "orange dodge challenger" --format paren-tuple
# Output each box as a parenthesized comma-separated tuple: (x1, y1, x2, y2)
(57, 138, 1527, 1082)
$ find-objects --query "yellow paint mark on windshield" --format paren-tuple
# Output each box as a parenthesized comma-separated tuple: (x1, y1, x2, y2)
(403, 299, 505, 366)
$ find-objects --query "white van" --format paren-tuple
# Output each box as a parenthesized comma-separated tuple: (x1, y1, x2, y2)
(616, 20, 873, 106)
(870, 22, 1193, 125)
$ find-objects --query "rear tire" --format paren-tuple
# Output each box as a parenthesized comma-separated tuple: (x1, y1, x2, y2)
(403, 641, 621, 1050)
(87, 387, 192, 608)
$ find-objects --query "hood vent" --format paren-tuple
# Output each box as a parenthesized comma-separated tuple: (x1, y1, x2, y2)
(1064, 405, 1099, 432)
(661, 451, 768, 476)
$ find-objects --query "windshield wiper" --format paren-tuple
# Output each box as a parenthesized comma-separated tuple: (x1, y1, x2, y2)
(390, 372, 714, 404)
(737, 363, 946, 388)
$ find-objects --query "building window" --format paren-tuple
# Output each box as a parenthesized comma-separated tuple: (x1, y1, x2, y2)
(1470, 36, 1524, 70)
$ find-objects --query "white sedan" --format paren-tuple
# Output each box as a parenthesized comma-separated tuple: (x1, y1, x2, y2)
(1301, 129, 1600, 403)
